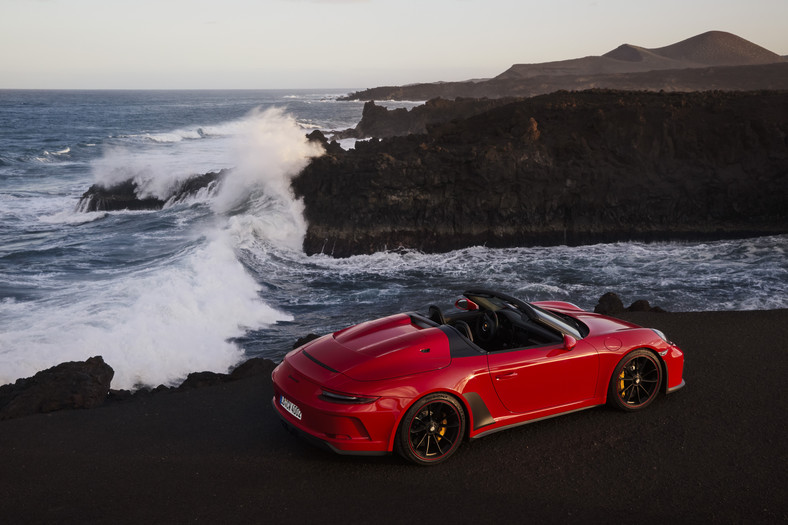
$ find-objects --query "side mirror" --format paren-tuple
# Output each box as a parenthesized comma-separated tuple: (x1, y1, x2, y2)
(563, 334, 578, 350)
(455, 298, 479, 311)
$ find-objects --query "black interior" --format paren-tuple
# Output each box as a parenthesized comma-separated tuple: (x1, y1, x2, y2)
(427, 298, 563, 353)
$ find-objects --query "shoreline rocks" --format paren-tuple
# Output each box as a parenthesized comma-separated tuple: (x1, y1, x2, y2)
(0, 356, 277, 421)
(0, 356, 114, 421)
(594, 292, 667, 315)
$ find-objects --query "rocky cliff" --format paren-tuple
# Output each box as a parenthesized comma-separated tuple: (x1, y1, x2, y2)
(294, 90, 788, 257)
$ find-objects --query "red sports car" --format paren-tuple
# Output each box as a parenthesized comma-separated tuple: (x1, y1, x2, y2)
(272, 289, 685, 465)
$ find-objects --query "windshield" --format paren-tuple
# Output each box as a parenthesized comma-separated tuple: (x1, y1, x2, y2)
(528, 304, 584, 339)
(465, 289, 584, 340)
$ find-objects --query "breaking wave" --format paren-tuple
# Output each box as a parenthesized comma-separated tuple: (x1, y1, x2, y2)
(0, 104, 324, 389)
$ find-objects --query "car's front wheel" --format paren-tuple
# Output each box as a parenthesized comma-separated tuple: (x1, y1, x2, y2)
(396, 393, 465, 465)
(608, 349, 662, 411)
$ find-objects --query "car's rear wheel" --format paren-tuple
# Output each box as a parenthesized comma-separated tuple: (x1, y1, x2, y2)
(608, 349, 662, 411)
(396, 393, 465, 465)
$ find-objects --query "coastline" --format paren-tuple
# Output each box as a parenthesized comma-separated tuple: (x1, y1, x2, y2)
(1, 309, 786, 523)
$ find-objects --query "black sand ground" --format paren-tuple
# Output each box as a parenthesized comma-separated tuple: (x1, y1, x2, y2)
(1, 310, 786, 524)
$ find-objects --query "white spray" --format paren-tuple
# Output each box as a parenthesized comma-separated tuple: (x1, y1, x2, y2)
(214, 107, 324, 251)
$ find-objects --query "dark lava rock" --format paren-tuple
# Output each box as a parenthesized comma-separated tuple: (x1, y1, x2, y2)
(294, 89, 788, 257)
(228, 357, 276, 380)
(78, 170, 226, 212)
(595, 293, 626, 315)
(0, 356, 281, 417)
(595, 293, 668, 315)
(293, 334, 321, 349)
(111, 358, 278, 398)
(78, 179, 166, 212)
(332, 98, 516, 139)
(176, 371, 227, 391)
(0, 356, 114, 420)
(307, 130, 343, 155)
(628, 299, 664, 312)
(173, 358, 278, 391)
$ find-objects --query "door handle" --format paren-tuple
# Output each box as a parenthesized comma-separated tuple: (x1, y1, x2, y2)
(495, 372, 518, 380)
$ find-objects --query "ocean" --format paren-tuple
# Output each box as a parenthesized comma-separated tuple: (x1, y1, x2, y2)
(1, 89, 786, 390)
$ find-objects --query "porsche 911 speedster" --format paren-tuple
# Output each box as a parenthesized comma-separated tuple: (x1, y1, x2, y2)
(272, 289, 685, 465)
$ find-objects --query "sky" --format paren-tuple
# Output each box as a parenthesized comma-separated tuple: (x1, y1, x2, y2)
(1, 0, 786, 90)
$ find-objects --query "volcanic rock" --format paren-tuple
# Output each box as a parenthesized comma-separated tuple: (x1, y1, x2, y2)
(332, 98, 517, 140)
(175, 358, 277, 391)
(594, 293, 667, 315)
(0, 356, 114, 420)
(294, 89, 788, 257)
(228, 357, 276, 380)
(594, 293, 626, 315)
(78, 179, 166, 212)
(78, 170, 226, 212)
(292, 334, 321, 349)
(176, 371, 228, 390)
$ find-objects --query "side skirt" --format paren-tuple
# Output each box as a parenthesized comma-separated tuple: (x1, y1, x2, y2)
(470, 405, 598, 440)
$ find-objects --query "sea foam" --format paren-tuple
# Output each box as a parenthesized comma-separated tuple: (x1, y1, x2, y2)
(0, 229, 291, 390)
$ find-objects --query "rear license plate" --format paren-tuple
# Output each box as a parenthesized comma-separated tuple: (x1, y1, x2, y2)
(280, 395, 302, 420)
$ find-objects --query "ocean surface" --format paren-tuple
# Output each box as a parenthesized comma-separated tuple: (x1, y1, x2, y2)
(1, 89, 786, 389)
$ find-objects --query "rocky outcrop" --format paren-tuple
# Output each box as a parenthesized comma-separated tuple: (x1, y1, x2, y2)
(293, 89, 788, 257)
(78, 170, 226, 212)
(173, 358, 276, 391)
(78, 179, 166, 212)
(0, 356, 114, 420)
(333, 98, 517, 139)
(0, 356, 279, 420)
(108, 358, 277, 400)
(594, 293, 666, 315)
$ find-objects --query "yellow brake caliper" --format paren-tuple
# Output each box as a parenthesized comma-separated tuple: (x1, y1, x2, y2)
(438, 418, 447, 441)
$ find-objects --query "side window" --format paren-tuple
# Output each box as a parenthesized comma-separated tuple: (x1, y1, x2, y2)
(512, 323, 562, 348)
(489, 311, 562, 352)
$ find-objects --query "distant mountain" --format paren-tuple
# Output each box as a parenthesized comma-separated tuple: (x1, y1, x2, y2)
(646, 31, 784, 65)
(343, 31, 787, 101)
(497, 31, 784, 80)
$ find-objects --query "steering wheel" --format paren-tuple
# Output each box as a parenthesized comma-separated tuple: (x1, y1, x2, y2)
(476, 310, 499, 343)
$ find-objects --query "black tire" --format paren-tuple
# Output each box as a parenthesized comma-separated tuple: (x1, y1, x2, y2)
(608, 349, 662, 411)
(395, 393, 465, 465)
